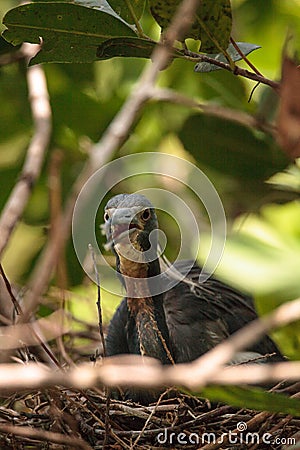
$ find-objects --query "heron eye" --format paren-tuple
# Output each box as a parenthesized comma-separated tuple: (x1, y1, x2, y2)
(104, 212, 110, 222)
(141, 208, 151, 221)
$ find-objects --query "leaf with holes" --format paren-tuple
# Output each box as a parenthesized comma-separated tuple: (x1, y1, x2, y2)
(2, 2, 136, 64)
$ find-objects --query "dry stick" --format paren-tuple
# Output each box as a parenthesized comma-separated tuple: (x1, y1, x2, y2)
(132, 388, 173, 449)
(0, 263, 61, 367)
(89, 244, 106, 358)
(0, 300, 299, 390)
(150, 86, 275, 134)
(68, 391, 131, 449)
(88, 244, 110, 447)
(201, 392, 300, 450)
(0, 43, 58, 365)
(13, 0, 203, 360)
(48, 150, 73, 366)
(15, 0, 273, 323)
(0, 49, 26, 66)
(0, 359, 299, 392)
(0, 423, 92, 450)
(0, 43, 52, 258)
(90, 0, 204, 171)
(0, 264, 22, 315)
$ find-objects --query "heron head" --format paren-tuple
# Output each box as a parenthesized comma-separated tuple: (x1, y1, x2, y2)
(103, 194, 159, 262)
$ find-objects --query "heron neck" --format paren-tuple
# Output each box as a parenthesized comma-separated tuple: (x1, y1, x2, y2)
(117, 255, 173, 364)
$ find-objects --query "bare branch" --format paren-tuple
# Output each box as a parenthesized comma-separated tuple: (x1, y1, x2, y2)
(0, 423, 93, 450)
(0, 298, 299, 392)
(184, 49, 280, 91)
(0, 359, 298, 393)
(16, 0, 203, 322)
(150, 86, 275, 134)
(90, 0, 202, 170)
(0, 309, 70, 350)
(0, 43, 52, 258)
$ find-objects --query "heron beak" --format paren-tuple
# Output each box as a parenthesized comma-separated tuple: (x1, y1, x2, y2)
(103, 207, 142, 251)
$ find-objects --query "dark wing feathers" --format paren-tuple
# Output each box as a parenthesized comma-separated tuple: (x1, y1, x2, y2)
(106, 260, 284, 363)
(164, 260, 284, 362)
(106, 298, 129, 356)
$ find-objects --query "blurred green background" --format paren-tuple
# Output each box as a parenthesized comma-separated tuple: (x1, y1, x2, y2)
(0, 0, 300, 359)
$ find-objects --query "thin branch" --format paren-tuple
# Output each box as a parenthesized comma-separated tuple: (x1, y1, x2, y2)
(0, 298, 299, 391)
(16, 0, 203, 324)
(184, 49, 280, 91)
(230, 37, 263, 76)
(0, 49, 25, 66)
(0, 359, 298, 392)
(201, 390, 300, 450)
(149, 86, 275, 134)
(0, 264, 22, 315)
(0, 310, 70, 350)
(0, 263, 62, 368)
(90, 0, 203, 170)
(0, 43, 52, 258)
(0, 423, 92, 450)
(89, 245, 106, 357)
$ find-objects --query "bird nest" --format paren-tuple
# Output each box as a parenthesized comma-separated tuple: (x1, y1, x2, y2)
(0, 316, 299, 450)
(0, 379, 299, 449)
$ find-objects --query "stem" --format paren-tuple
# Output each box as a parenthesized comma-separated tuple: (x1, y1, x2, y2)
(89, 244, 106, 357)
(124, 0, 147, 38)
(230, 37, 263, 76)
(196, 14, 235, 70)
(184, 49, 280, 91)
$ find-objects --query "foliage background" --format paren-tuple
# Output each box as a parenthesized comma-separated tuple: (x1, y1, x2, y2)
(0, 0, 300, 364)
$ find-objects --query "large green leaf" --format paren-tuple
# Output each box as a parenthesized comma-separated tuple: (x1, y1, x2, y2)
(179, 114, 288, 180)
(108, 0, 146, 23)
(0, 35, 20, 55)
(198, 0, 232, 53)
(2, 2, 136, 64)
(149, 0, 232, 53)
(202, 386, 300, 416)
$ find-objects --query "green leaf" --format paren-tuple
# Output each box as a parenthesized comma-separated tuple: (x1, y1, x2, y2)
(108, 0, 146, 23)
(179, 114, 288, 180)
(149, 0, 232, 53)
(0, 35, 20, 55)
(209, 219, 300, 298)
(195, 42, 261, 73)
(197, 0, 232, 53)
(97, 37, 183, 59)
(201, 386, 300, 416)
(2, 2, 136, 64)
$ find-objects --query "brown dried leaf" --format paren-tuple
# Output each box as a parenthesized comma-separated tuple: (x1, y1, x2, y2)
(277, 57, 300, 159)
